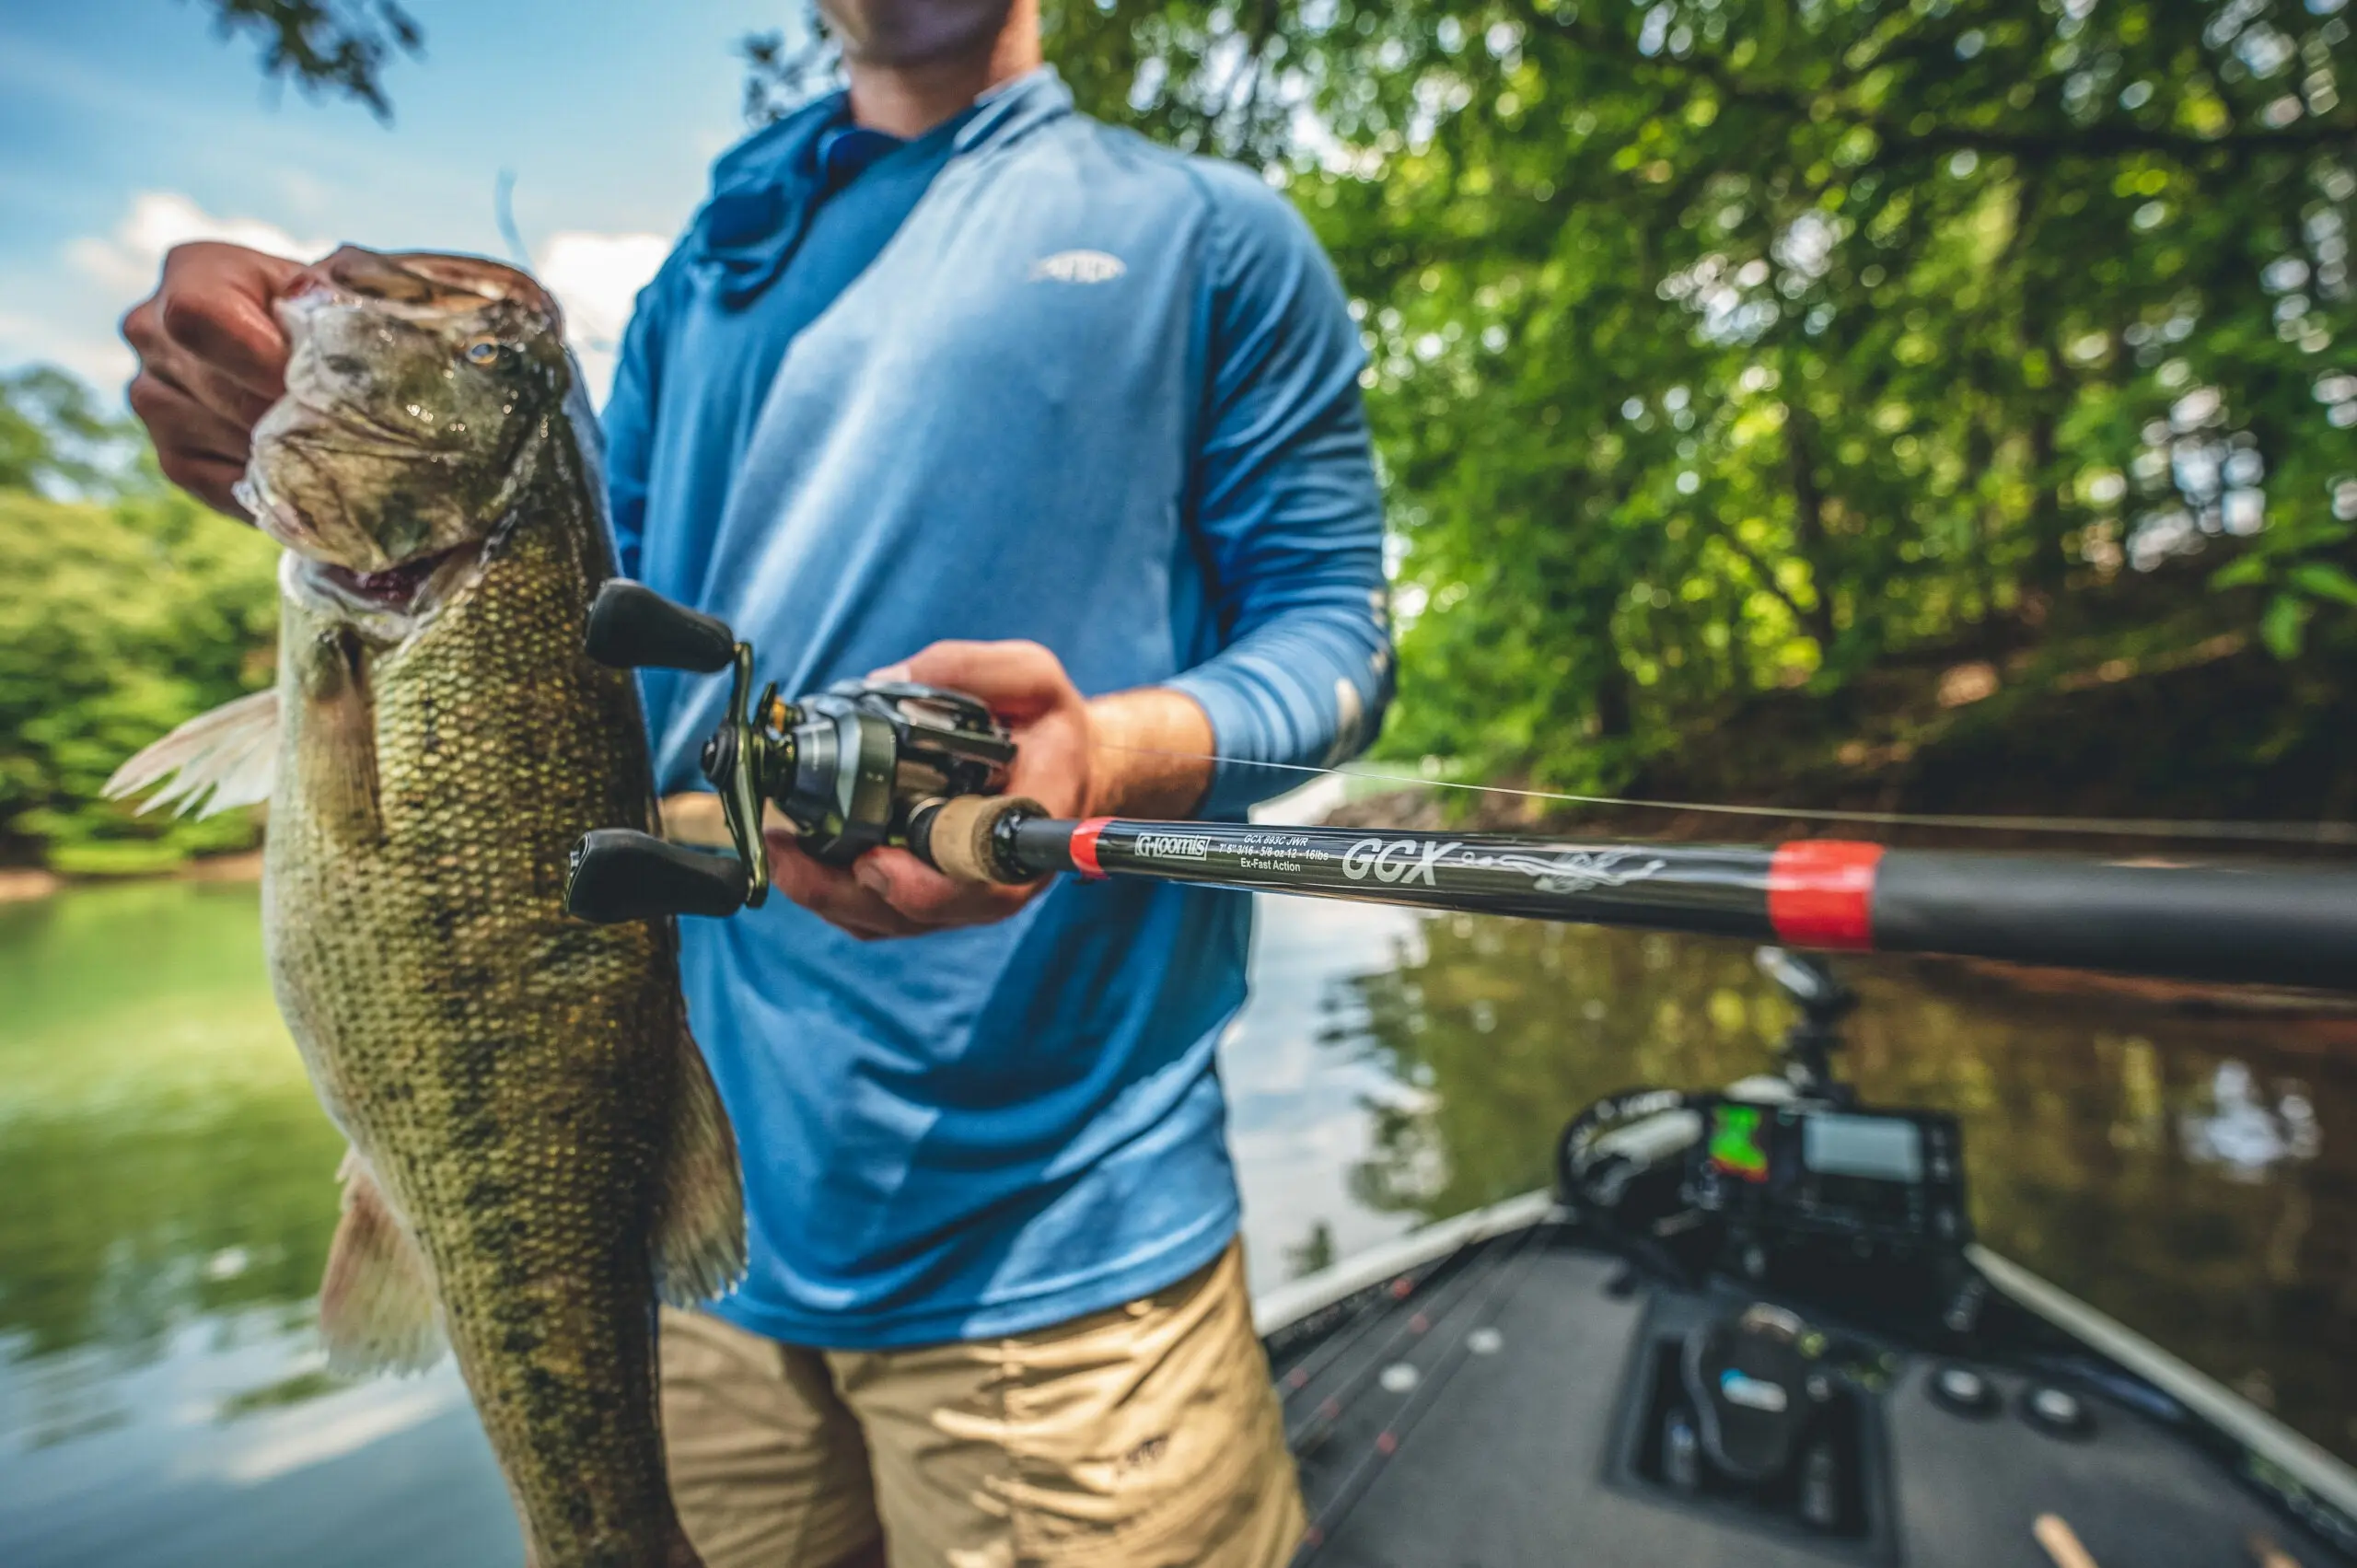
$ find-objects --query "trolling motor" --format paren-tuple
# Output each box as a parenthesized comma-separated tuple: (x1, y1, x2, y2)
(563, 582, 1020, 924)
(1756, 947, 1857, 1102)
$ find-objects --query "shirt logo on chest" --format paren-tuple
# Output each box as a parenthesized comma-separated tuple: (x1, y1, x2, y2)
(1029, 250, 1128, 285)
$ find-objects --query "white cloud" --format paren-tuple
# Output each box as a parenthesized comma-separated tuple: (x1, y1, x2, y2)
(534, 230, 669, 407)
(0, 305, 140, 391)
(8, 192, 670, 412)
(4, 192, 332, 389)
(64, 190, 331, 298)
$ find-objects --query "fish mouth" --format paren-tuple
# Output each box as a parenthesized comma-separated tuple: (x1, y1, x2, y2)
(289, 540, 486, 629)
(315, 548, 469, 609)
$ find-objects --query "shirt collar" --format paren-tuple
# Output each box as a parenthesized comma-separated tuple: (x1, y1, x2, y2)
(951, 64, 1074, 153)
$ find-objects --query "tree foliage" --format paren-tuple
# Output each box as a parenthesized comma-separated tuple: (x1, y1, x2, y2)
(740, 24, 845, 127)
(0, 367, 132, 497)
(0, 377, 280, 873)
(182, 0, 423, 120)
(1041, 0, 2357, 796)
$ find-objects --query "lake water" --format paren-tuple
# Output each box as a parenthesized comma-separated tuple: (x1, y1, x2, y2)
(3, 878, 2351, 1565)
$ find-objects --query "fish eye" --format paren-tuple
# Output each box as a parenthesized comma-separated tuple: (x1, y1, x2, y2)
(463, 336, 505, 366)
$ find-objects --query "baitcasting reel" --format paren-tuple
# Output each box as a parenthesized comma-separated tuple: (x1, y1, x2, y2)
(563, 581, 1021, 924)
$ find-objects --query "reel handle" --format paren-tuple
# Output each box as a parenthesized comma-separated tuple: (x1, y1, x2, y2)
(586, 580, 737, 674)
(565, 828, 750, 923)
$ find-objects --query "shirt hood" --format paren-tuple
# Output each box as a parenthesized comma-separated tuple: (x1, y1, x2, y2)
(688, 66, 1074, 308)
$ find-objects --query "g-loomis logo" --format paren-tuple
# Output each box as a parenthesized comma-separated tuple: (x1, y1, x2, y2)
(1341, 838, 1464, 887)
(1134, 831, 1212, 860)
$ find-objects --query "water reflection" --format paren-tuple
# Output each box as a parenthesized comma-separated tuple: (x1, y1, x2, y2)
(0, 882, 514, 1567)
(1324, 912, 2357, 1464)
(0, 883, 2351, 1567)
(2181, 1061, 2324, 1179)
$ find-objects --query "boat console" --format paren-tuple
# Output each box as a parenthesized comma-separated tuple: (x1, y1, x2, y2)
(1684, 1098, 1969, 1268)
(1559, 952, 1976, 1315)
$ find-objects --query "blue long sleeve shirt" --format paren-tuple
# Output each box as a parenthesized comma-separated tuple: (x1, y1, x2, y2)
(601, 68, 1392, 1348)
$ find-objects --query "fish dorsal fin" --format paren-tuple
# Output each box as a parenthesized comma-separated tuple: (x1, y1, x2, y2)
(103, 689, 280, 819)
(319, 1149, 447, 1375)
(651, 1027, 748, 1307)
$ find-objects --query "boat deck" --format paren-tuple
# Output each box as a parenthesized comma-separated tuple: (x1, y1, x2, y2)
(1272, 1220, 2349, 1568)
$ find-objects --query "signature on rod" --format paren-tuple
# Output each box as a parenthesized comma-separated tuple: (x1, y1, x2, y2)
(1466, 847, 1668, 895)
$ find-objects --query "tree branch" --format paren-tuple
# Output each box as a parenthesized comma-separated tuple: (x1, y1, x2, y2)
(1701, 511, 1824, 647)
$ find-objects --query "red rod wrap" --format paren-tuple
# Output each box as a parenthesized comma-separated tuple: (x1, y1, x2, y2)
(1767, 840, 1884, 949)
(1069, 817, 1111, 878)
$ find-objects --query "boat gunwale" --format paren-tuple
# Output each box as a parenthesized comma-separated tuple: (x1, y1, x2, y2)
(1251, 1190, 1558, 1338)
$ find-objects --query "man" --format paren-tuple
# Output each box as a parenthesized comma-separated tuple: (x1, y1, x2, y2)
(121, 0, 1392, 1560)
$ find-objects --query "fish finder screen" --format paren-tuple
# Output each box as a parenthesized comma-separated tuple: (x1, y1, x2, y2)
(1708, 1104, 1772, 1183)
(1801, 1114, 1925, 1183)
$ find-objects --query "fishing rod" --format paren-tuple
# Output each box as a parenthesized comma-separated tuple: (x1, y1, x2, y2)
(561, 583, 2357, 994)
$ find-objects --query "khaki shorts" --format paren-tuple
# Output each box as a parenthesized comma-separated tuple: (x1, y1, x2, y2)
(659, 1240, 1306, 1568)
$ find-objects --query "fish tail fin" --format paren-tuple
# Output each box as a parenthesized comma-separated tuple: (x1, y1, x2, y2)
(650, 1025, 747, 1307)
(103, 689, 280, 819)
(319, 1148, 447, 1375)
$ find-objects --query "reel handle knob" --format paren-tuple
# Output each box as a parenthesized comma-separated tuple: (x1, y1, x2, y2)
(565, 828, 750, 923)
(585, 581, 737, 674)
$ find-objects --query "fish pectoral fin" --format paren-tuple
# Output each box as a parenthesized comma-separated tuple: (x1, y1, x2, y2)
(300, 629, 382, 838)
(103, 689, 280, 819)
(319, 1149, 447, 1375)
(651, 1027, 748, 1307)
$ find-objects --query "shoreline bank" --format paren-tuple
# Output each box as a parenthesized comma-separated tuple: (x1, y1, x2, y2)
(0, 849, 264, 905)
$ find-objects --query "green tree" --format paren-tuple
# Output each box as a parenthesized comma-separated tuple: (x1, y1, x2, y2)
(0, 371, 281, 873)
(0, 366, 132, 496)
(1040, 0, 2357, 800)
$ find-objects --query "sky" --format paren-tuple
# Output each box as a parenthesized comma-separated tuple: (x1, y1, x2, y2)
(0, 0, 804, 405)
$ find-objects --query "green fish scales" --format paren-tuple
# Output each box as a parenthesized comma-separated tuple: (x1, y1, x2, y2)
(111, 247, 743, 1568)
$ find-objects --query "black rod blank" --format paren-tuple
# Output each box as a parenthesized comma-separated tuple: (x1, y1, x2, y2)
(997, 817, 2357, 993)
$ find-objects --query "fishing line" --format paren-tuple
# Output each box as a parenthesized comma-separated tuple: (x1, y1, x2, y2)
(493, 169, 534, 273)
(1086, 742, 2357, 848)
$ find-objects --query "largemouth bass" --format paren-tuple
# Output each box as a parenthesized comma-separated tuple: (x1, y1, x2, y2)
(110, 247, 742, 1568)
